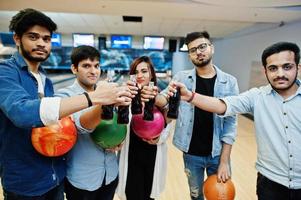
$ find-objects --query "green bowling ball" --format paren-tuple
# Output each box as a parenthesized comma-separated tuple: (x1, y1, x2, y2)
(91, 113, 127, 149)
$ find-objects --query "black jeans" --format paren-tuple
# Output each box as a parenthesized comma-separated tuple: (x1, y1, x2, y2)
(257, 173, 301, 200)
(3, 181, 64, 200)
(64, 177, 118, 200)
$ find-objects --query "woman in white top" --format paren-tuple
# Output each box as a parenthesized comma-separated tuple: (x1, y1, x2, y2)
(116, 56, 171, 200)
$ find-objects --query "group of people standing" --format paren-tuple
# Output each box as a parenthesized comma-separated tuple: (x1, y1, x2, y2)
(0, 8, 301, 200)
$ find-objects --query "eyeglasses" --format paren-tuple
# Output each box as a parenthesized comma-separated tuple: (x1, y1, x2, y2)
(188, 43, 211, 54)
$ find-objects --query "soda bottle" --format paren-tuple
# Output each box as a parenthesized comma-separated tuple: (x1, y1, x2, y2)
(130, 75, 142, 115)
(117, 105, 129, 124)
(101, 70, 114, 120)
(143, 82, 155, 121)
(167, 87, 181, 119)
(117, 75, 129, 124)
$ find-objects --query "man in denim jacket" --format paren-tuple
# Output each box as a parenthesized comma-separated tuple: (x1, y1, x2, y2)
(0, 9, 133, 200)
(165, 31, 238, 200)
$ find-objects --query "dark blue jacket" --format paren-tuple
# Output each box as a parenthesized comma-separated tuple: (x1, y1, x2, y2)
(0, 52, 66, 196)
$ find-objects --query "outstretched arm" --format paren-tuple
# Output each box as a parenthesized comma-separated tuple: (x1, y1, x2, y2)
(167, 81, 227, 114)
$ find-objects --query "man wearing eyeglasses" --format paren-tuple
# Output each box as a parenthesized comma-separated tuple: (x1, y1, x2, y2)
(169, 31, 239, 200)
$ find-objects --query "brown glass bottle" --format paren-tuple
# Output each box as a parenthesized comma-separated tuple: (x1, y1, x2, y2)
(131, 85, 142, 114)
(101, 70, 114, 120)
(130, 75, 142, 115)
(143, 82, 155, 121)
(143, 98, 154, 121)
(117, 106, 129, 124)
(167, 87, 181, 119)
(101, 105, 114, 120)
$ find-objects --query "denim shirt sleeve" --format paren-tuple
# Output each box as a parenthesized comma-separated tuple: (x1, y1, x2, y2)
(220, 77, 239, 145)
(55, 88, 93, 134)
(0, 62, 43, 128)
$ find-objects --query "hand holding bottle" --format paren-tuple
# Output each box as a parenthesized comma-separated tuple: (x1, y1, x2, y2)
(141, 83, 158, 102)
(167, 81, 193, 102)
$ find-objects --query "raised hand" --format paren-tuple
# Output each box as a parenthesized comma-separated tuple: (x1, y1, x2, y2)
(126, 80, 138, 97)
(90, 81, 133, 106)
(167, 81, 192, 102)
(141, 85, 158, 102)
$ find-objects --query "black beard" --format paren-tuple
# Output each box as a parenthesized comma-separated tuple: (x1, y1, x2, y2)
(20, 42, 50, 62)
(194, 58, 211, 68)
(266, 73, 298, 92)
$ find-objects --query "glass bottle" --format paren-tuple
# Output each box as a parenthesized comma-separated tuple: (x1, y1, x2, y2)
(117, 75, 129, 124)
(143, 82, 155, 121)
(130, 75, 142, 115)
(101, 70, 114, 120)
(167, 87, 181, 119)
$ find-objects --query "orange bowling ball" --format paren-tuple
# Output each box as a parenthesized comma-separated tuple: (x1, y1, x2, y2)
(203, 174, 235, 200)
(31, 117, 77, 157)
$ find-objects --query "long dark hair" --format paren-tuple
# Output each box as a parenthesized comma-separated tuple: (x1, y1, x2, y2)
(129, 56, 157, 85)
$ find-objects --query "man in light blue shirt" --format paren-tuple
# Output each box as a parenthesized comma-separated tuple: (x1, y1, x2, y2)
(55, 46, 134, 200)
(168, 41, 301, 199)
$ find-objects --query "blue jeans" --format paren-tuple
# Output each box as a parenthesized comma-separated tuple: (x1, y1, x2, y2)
(183, 153, 220, 200)
(3, 181, 64, 200)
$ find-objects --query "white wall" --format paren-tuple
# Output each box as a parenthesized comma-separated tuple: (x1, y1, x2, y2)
(171, 51, 194, 75)
(172, 20, 301, 92)
(213, 20, 301, 92)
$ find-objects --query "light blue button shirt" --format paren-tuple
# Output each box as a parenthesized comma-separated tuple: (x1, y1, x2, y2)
(222, 80, 301, 189)
(55, 80, 118, 191)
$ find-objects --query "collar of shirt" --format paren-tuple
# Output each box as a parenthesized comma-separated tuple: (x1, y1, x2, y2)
(13, 52, 47, 75)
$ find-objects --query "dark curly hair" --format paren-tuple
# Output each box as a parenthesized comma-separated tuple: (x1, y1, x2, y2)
(9, 8, 57, 37)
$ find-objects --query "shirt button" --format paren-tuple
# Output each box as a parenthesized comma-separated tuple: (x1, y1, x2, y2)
(290, 155, 293, 158)
(286, 126, 288, 129)
(290, 168, 292, 170)
(290, 179, 292, 181)
(284, 112, 287, 115)
(288, 141, 291, 143)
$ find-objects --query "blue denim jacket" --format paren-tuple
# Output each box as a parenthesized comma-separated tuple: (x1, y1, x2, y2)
(170, 66, 238, 157)
(0, 52, 66, 196)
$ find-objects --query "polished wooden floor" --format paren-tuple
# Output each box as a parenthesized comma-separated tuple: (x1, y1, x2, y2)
(0, 115, 257, 200)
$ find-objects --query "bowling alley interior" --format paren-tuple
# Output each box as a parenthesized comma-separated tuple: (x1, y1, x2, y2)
(1, 0, 301, 200)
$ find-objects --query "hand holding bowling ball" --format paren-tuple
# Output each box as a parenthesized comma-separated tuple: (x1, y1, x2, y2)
(31, 117, 77, 157)
(91, 113, 127, 149)
(142, 136, 160, 145)
(203, 174, 235, 200)
(131, 107, 165, 140)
